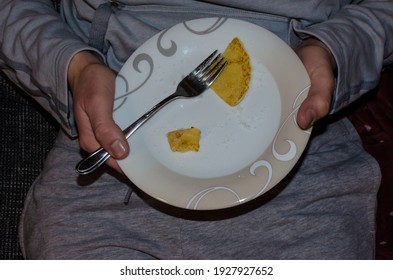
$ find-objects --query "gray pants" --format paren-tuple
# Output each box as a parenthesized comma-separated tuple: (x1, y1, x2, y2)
(19, 118, 380, 259)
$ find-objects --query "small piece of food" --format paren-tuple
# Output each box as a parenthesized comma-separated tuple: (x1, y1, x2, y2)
(211, 37, 251, 106)
(167, 127, 201, 152)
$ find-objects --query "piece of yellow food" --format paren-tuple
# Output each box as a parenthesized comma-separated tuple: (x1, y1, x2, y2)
(167, 127, 201, 152)
(211, 37, 251, 106)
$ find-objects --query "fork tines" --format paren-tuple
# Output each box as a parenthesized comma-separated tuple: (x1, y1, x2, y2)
(193, 50, 228, 86)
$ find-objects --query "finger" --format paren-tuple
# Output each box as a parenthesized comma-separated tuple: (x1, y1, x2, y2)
(297, 83, 332, 130)
(106, 157, 124, 174)
(295, 40, 335, 129)
(89, 98, 128, 160)
(84, 69, 129, 160)
(297, 64, 334, 129)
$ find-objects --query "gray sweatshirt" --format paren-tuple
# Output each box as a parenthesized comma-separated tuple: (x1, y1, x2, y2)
(1, 0, 392, 135)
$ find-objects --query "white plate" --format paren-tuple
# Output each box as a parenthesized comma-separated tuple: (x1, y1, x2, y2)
(113, 17, 311, 210)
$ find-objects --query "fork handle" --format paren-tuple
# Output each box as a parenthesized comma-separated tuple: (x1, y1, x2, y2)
(75, 93, 178, 175)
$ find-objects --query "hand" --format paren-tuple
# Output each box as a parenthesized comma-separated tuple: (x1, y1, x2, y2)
(67, 51, 129, 173)
(295, 38, 337, 130)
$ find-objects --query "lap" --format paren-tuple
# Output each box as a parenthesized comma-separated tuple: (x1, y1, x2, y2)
(19, 118, 381, 259)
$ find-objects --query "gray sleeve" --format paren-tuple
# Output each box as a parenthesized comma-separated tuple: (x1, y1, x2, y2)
(0, 0, 99, 136)
(293, 0, 393, 113)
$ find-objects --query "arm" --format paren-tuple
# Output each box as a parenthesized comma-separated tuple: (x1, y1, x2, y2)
(0, 0, 97, 135)
(295, 0, 393, 129)
(0, 0, 128, 172)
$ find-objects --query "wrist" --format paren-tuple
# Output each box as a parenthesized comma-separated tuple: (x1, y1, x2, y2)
(67, 51, 104, 90)
(298, 38, 337, 71)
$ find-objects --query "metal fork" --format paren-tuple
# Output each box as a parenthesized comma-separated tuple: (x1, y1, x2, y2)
(76, 50, 227, 175)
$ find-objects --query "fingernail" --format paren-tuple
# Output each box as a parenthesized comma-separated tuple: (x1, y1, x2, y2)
(110, 139, 127, 158)
(305, 109, 316, 128)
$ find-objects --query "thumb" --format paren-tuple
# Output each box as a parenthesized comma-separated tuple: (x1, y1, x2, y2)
(296, 71, 333, 130)
(85, 66, 129, 160)
(295, 39, 336, 130)
(90, 106, 129, 160)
